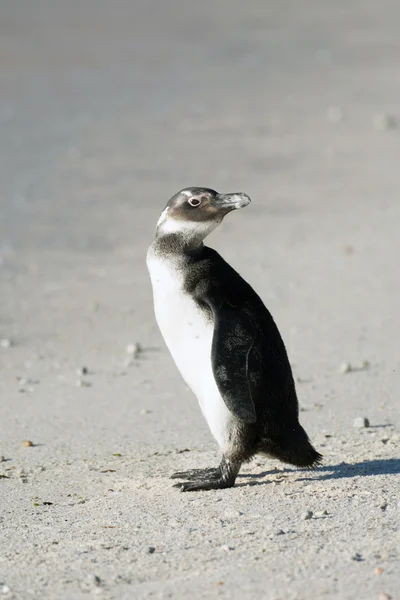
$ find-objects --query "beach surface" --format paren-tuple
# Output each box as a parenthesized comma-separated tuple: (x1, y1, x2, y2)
(0, 1, 399, 598)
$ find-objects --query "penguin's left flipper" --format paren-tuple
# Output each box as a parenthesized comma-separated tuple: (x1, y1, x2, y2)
(207, 298, 257, 424)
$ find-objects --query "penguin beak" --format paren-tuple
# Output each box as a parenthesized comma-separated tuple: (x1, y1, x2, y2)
(214, 193, 251, 211)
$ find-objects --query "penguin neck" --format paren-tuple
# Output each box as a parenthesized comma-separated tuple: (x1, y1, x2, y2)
(153, 232, 205, 259)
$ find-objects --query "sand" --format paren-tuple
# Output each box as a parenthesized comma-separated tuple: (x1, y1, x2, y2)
(0, 1, 399, 598)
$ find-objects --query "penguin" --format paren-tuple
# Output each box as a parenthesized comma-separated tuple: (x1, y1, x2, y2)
(146, 187, 322, 492)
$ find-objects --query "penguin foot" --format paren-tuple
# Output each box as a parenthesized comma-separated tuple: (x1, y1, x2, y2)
(173, 476, 234, 492)
(170, 467, 221, 481)
(172, 456, 241, 492)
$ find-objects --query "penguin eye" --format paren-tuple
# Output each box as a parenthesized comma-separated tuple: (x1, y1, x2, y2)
(188, 197, 202, 207)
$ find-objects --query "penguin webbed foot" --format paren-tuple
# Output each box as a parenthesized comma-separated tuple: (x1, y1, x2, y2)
(170, 467, 221, 481)
(171, 456, 240, 492)
(173, 476, 233, 492)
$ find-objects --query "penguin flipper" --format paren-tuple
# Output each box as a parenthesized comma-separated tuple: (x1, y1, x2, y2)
(207, 299, 257, 424)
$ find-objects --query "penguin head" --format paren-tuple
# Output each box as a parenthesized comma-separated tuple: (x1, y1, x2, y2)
(156, 187, 251, 242)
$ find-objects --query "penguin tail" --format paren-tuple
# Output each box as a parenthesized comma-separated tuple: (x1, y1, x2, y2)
(260, 424, 322, 469)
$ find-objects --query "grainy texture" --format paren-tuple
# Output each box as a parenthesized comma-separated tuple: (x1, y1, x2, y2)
(0, 1, 399, 599)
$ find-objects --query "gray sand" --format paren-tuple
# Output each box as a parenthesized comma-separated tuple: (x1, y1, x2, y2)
(0, 1, 399, 598)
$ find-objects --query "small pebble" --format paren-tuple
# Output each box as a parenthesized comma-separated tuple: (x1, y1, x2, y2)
(353, 417, 370, 429)
(361, 360, 370, 369)
(76, 379, 91, 388)
(147, 546, 156, 554)
(379, 593, 392, 600)
(340, 362, 353, 373)
(351, 552, 364, 562)
(224, 509, 243, 518)
(326, 106, 343, 122)
(140, 409, 152, 415)
(315, 510, 329, 517)
(126, 342, 143, 358)
(1, 585, 10, 595)
(220, 544, 234, 552)
(0, 339, 12, 348)
(373, 113, 397, 130)
(76, 366, 89, 376)
(23, 440, 34, 447)
(375, 567, 384, 575)
(301, 510, 313, 521)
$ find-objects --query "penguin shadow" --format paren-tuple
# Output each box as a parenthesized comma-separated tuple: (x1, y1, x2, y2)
(237, 458, 400, 487)
(296, 458, 400, 482)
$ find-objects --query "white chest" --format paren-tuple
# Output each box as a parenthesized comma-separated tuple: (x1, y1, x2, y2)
(146, 247, 232, 451)
(146, 249, 212, 393)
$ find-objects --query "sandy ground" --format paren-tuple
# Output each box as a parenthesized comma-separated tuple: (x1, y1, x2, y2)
(0, 1, 399, 598)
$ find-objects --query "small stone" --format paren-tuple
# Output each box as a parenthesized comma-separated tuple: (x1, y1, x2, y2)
(126, 342, 142, 358)
(327, 106, 343, 122)
(379, 593, 392, 600)
(220, 544, 234, 552)
(147, 546, 156, 554)
(351, 552, 364, 562)
(353, 417, 370, 429)
(1, 585, 10, 595)
(375, 567, 384, 575)
(315, 510, 328, 517)
(340, 362, 353, 373)
(0, 339, 12, 348)
(140, 409, 152, 415)
(76, 366, 89, 376)
(361, 360, 370, 369)
(224, 509, 243, 518)
(301, 510, 313, 520)
(76, 379, 91, 388)
(23, 440, 34, 447)
(373, 113, 397, 130)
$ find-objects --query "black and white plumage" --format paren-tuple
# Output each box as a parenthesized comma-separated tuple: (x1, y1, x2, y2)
(146, 187, 322, 492)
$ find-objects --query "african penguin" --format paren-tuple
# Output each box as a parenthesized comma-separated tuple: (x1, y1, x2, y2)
(146, 187, 322, 492)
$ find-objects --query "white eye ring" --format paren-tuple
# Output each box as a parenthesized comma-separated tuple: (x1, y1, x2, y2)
(188, 197, 201, 207)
